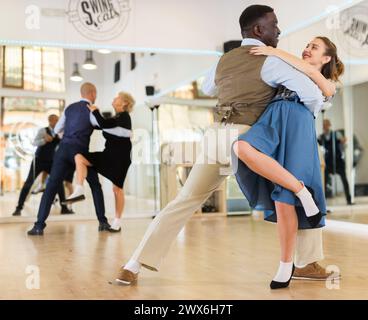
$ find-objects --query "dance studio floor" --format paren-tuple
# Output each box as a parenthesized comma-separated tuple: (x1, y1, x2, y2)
(0, 191, 155, 221)
(326, 196, 368, 224)
(0, 215, 367, 300)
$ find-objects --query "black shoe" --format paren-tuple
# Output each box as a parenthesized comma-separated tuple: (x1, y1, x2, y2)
(61, 207, 75, 214)
(306, 212, 322, 228)
(108, 226, 121, 233)
(62, 195, 85, 205)
(31, 187, 46, 195)
(27, 226, 44, 236)
(12, 209, 22, 216)
(347, 201, 355, 206)
(98, 222, 111, 232)
(270, 264, 295, 290)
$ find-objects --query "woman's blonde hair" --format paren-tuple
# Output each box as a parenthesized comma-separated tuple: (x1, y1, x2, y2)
(118, 91, 135, 113)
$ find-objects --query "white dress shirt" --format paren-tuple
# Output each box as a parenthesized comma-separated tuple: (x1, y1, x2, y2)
(201, 38, 325, 117)
(32, 126, 55, 147)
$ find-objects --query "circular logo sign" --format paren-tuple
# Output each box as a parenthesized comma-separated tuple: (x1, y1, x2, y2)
(8, 122, 38, 160)
(334, 3, 368, 58)
(67, 0, 131, 41)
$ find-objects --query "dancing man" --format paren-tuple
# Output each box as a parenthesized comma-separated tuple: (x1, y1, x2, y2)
(12, 114, 73, 216)
(116, 5, 337, 285)
(27, 83, 110, 235)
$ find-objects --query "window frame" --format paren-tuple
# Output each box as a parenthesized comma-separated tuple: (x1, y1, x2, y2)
(2, 46, 65, 93)
(2, 46, 24, 89)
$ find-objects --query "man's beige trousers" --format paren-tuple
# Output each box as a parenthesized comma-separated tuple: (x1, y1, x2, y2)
(132, 123, 324, 271)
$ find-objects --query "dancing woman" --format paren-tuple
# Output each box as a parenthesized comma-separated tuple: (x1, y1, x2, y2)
(65, 92, 134, 232)
(232, 37, 344, 288)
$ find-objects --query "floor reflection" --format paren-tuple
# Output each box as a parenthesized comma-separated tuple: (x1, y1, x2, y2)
(326, 196, 368, 224)
(0, 191, 155, 222)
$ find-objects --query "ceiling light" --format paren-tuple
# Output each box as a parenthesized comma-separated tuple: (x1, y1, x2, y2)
(70, 63, 83, 82)
(82, 50, 97, 70)
(97, 49, 112, 54)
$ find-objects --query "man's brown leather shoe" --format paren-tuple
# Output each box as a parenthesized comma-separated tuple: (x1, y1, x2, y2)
(115, 267, 138, 285)
(292, 262, 341, 281)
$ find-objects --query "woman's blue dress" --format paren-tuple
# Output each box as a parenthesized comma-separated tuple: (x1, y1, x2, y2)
(232, 90, 326, 229)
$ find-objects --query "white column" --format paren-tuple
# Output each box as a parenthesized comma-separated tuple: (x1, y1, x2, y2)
(342, 85, 354, 202)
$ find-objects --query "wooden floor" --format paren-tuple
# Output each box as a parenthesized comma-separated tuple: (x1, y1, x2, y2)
(0, 191, 155, 221)
(0, 215, 367, 300)
(327, 196, 368, 224)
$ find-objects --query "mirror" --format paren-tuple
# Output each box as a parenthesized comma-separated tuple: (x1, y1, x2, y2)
(278, 0, 368, 224)
(0, 47, 219, 222)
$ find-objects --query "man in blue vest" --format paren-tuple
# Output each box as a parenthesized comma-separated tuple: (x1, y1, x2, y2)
(28, 83, 110, 235)
(12, 114, 74, 216)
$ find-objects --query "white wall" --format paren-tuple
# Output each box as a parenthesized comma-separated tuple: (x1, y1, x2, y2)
(224, 0, 363, 40)
(0, 0, 227, 52)
(353, 82, 368, 184)
(2, 0, 365, 53)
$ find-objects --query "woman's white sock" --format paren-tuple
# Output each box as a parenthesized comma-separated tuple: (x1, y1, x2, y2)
(273, 261, 294, 282)
(111, 218, 121, 230)
(124, 260, 141, 274)
(67, 184, 84, 199)
(295, 182, 319, 217)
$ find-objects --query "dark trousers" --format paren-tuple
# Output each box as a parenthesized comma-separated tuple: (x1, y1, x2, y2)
(16, 159, 66, 211)
(35, 143, 107, 229)
(325, 165, 352, 204)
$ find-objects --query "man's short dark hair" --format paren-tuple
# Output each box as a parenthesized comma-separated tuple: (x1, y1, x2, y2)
(239, 5, 274, 33)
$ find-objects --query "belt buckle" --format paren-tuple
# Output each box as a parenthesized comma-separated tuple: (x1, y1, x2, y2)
(221, 109, 232, 124)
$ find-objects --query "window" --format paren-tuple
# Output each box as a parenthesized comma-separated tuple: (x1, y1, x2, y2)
(0, 97, 64, 193)
(2, 97, 64, 113)
(24, 47, 42, 91)
(2, 46, 65, 92)
(42, 48, 65, 92)
(3, 47, 23, 88)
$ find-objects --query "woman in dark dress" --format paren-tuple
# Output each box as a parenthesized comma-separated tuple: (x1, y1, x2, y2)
(65, 92, 134, 232)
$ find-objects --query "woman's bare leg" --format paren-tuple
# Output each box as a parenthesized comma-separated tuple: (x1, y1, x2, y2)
(275, 201, 298, 262)
(271, 201, 298, 287)
(110, 185, 124, 231)
(41, 171, 48, 185)
(32, 172, 48, 194)
(75, 154, 92, 185)
(113, 185, 125, 219)
(64, 181, 73, 196)
(65, 154, 92, 202)
(233, 141, 302, 193)
(233, 140, 320, 219)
